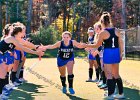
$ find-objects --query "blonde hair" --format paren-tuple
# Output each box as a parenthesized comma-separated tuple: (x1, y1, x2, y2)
(12, 22, 25, 30)
(94, 22, 102, 30)
(62, 31, 72, 38)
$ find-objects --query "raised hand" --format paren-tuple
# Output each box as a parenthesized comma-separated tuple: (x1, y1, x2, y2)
(85, 47, 91, 52)
(91, 50, 99, 57)
(36, 44, 47, 51)
(36, 50, 44, 60)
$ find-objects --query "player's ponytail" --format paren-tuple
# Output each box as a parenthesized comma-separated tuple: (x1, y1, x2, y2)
(100, 12, 113, 28)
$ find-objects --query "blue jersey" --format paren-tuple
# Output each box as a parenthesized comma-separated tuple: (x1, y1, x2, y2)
(0, 40, 15, 54)
(103, 28, 119, 48)
(57, 40, 74, 60)
(88, 36, 95, 44)
(57, 40, 74, 67)
(88, 36, 96, 60)
(0, 40, 15, 65)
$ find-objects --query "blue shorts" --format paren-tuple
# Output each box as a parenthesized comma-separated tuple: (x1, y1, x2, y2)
(103, 48, 120, 64)
(24, 52, 27, 57)
(4, 52, 14, 65)
(88, 53, 96, 60)
(14, 49, 21, 60)
(3, 52, 14, 65)
(57, 56, 74, 67)
(0, 54, 4, 64)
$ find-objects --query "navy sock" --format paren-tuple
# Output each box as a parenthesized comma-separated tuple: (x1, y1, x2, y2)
(60, 76, 66, 87)
(89, 68, 93, 79)
(68, 74, 74, 88)
(116, 78, 123, 94)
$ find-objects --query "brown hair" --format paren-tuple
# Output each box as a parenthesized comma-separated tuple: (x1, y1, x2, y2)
(100, 12, 113, 28)
(2, 24, 11, 36)
(11, 26, 23, 36)
(62, 31, 72, 38)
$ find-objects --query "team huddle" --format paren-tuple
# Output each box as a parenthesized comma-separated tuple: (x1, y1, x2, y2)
(0, 12, 125, 100)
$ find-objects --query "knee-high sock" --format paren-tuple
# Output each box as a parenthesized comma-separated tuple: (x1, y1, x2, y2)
(107, 79, 116, 96)
(89, 68, 93, 79)
(102, 71, 106, 84)
(11, 71, 17, 82)
(68, 74, 74, 88)
(95, 68, 99, 80)
(0, 79, 5, 94)
(116, 78, 123, 94)
(60, 76, 66, 87)
(19, 67, 24, 79)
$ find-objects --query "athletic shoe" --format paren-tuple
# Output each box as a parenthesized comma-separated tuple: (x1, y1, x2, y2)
(16, 79, 23, 84)
(0, 94, 9, 99)
(8, 83, 17, 89)
(62, 87, 67, 94)
(104, 87, 108, 90)
(86, 79, 95, 82)
(104, 94, 114, 100)
(3, 84, 14, 91)
(113, 87, 118, 95)
(13, 81, 21, 86)
(69, 88, 75, 94)
(113, 93, 125, 99)
(97, 81, 103, 87)
(92, 78, 98, 82)
(96, 80, 102, 84)
(100, 84, 107, 89)
(19, 78, 27, 82)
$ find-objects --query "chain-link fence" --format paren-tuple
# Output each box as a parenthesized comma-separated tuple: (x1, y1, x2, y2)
(121, 26, 140, 60)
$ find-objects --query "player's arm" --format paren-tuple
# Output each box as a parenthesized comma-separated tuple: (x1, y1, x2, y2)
(85, 32, 104, 48)
(44, 41, 61, 50)
(17, 38, 39, 50)
(6, 37, 44, 56)
(116, 29, 124, 57)
(72, 40, 86, 48)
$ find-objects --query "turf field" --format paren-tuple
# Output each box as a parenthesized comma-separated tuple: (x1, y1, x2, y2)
(9, 58, 140, 100)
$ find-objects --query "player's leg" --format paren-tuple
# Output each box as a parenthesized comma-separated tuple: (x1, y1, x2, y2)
(66, 61, 75, 94)
(86, 59, 94, 82)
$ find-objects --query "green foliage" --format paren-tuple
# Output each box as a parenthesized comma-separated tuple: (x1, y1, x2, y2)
(30, 25, 61, 45)
(26, 49, 87, 58)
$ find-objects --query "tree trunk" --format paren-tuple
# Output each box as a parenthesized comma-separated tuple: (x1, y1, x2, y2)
(16, 0, 19, 19)
(43, 0, 49, 27)
(63, 2, 67, 31)
(72, 1, 76, 39)
(27, 0, 33, 36)
(0, 0, 2, 37)
(5, 0, 8, 24)
(66, 2, 70, 31)
(121, 0, 126, 29)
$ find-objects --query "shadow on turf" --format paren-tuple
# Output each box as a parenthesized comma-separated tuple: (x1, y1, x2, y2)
(124, 87, 140, 100)
(8, 82, 47, 100)
(66, 93, 88, 100)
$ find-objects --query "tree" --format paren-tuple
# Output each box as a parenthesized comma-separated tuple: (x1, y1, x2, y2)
(0, 0, 2, 36)
(27, 0, 33, 35)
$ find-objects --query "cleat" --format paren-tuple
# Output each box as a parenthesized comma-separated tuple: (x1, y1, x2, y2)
(69, 88, 75, 94)
(113, 93, 125, 99)
(62, 87, 67, 94)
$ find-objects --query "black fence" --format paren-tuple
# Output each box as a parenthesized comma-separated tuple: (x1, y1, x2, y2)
(123, 26, 140, 60)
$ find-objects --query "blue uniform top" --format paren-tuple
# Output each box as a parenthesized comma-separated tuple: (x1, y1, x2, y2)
(103, 28, 119, 48)
(57, 40, 74, 60)
(88, 36, 95, 44)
